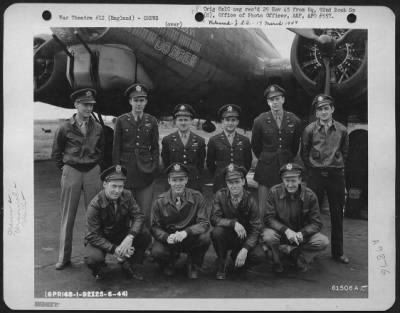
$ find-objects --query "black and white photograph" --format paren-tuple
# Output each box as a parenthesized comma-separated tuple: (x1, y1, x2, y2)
(3, 3, 396, 311)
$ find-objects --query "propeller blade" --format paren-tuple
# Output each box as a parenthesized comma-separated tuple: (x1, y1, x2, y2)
(322, 57, 331, 95)
(335, 29, 354, 45)
(288, 28, 319, 41)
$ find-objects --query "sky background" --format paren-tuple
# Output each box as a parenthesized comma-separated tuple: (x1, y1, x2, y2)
(34, 28, 295, 119)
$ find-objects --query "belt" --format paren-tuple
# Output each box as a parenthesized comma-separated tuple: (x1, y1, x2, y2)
(311, 167, 344, 177)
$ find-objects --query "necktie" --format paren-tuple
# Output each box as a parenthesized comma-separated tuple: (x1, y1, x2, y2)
(181, 133, 188, 146)
(275, 115, 281, 128)
(227, 133, 234, 145)
(176, 196, 182, 210)
(231, 196, 240, 208)
(113, 201, 118, 215)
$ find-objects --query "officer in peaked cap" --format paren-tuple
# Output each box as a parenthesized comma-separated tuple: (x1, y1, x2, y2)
(85, 164, 151, 281)
(70, 88, 97, 103)
(251, 83, 302, 219)
(263, 84, 286, 99)
(261, 162, 329, 273)
(173, 103, 195, 118)
(279, 162, 303, 178)
(210, 163, 265, 280)
(100, 164, 127, 181)
(301, 93, 350, 265)
(124, 83, 149, 98)
(312, 94, 335, 111)
(223, 163, 247, 182)
(151, 161, 210, 279)
(217, 104, 241, 120)
(165, 162, 189, 178)
(52, 87, 104, 270)
(161, 104, 206, 192)
(113, 82, 159, 229)
(207, 104, 252, 193)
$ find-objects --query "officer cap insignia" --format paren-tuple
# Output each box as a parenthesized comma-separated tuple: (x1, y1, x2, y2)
(270, 86, 275, 92)
(227, 106, 232, 112)
(318, 96, 323, 102)
(228, 164, 234, 171)
(174, 164, 181, 171)
(86, 90, 92, 97)
(180, 105, 186, 111)
(116, 165, 122, 173)
(136, 85, 142, 92)
(286, 163, 293, 170)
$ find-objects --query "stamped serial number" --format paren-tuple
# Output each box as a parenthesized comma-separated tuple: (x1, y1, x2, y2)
(45, 290, 128, 298)
(330, 285, 367, 292)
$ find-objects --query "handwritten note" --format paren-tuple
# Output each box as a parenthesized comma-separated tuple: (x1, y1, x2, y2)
(7, 182, 27, 236)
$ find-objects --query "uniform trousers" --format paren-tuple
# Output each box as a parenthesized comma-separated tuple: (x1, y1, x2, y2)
(84, 229, 152, 267)
(211, 226, 265, 268)
(151, 232, 211, 267)
(262, 228, 329, 263)
(257, 184, 270, 220)
(59, 164, 101, 263)
(128, 182, 154, 228)
(307, 168, 346, 258)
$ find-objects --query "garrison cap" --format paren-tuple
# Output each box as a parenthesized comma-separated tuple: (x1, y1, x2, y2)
(264, 84, 286, 99)
(312, 94, 335, 109)
(173, 103, 195, 118)
(166, 162, 189, 178)
(101, 165, 127, 181)
(279, 163, 303, 178)
(217, 104, 241, 120)
(223, 163, 247, 182)
(70, 88, 96, 104)
(125, 83, 148, 98)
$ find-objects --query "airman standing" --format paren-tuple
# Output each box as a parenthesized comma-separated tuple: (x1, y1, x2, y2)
(251, 84, 302, 218)
(112, 83, 159, 228)
(51, 88, 104, 270)
(161, 104, 206, 191)
(207, 104, 252, 192)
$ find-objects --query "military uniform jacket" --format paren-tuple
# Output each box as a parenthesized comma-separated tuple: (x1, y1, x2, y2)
(206, 132, 252, 192)
(151, 188, 210, 243)
(52, 115, 105, 171)
(85, 189, 145, 254)
(211, 188, 261, 251)
(264, 183, 322, 240)
(112, 112, 159, 189)
(161, 131, 206, 182)
(251, 111, 301, 187)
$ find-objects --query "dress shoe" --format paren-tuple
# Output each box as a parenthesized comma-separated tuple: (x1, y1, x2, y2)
(272, 262, 284, 273)
(295, 254, 308, 272)
(162, 264, 176, 276)
(55, 260, 71, 270)
(333, 255, 350, 264)
(121, 264, 144, 281)
(187, 264, 199, 279)
(90, 263, 110, 281)
(215, 263, 227, 280)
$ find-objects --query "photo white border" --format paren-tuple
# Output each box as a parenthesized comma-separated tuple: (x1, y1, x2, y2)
(3, 3, 396, 310)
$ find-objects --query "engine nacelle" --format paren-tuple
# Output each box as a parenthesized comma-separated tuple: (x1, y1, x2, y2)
(290, 29, 367, 103)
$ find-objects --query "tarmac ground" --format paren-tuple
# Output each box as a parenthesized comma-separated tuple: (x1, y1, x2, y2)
(34, 160, 368, 299)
